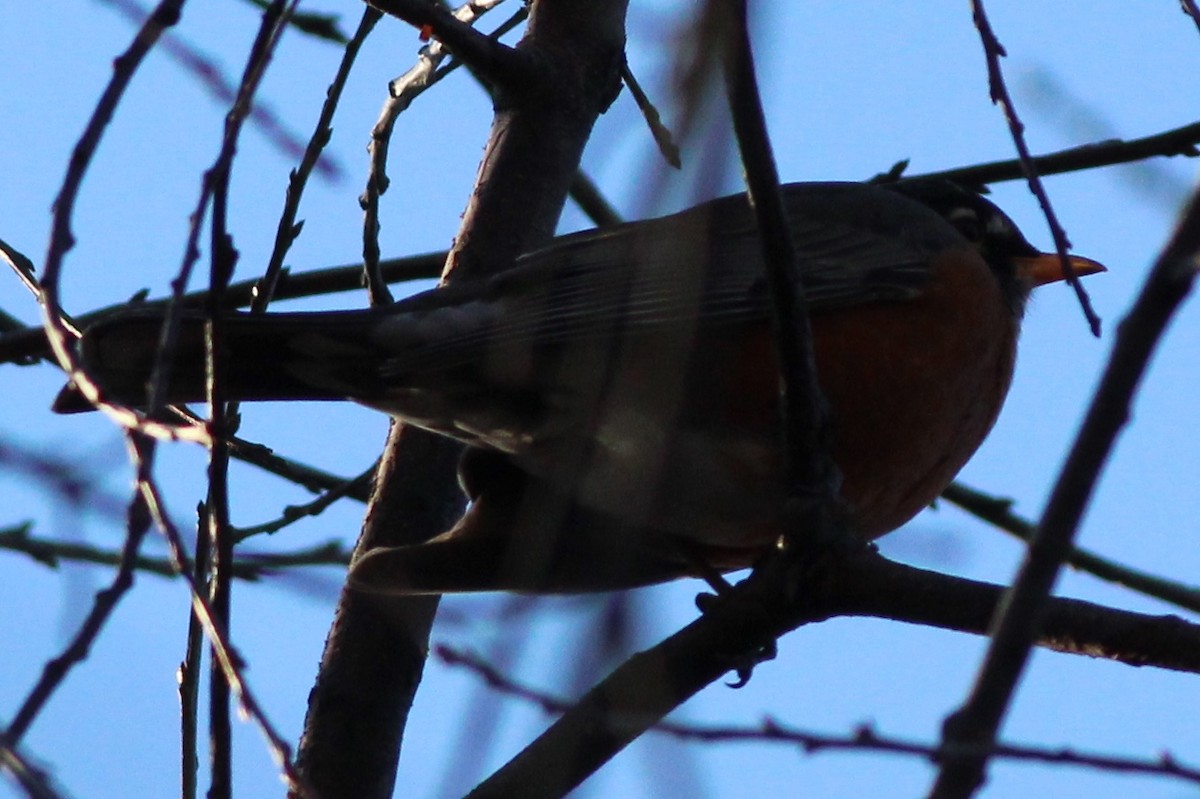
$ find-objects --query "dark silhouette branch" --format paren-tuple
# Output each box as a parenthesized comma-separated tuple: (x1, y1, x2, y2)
(467, 547, 1200, 798)
(0, 526, 351, 579)
(3, 495, 153, 745)
(966, 0, 1100, 338)
(253, 6, 380, 312)
(944, 481, 1200, 614)
(438, 644, 1200, 786)
(909, 118, 1200, 186)
(721, 0, 845, 551)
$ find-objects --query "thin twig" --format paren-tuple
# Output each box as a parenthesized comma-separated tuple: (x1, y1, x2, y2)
(0, 250, 445, 365)
(361, 0, 510, 304)
(906, 118, 1200, 186)
(438, 644, 1200, 786)
(254, 5, 381, 313)
(968, 0, 1101, 336)
(0, 525, 351, 579)
(943, 482, 1200, 614)
(233, 467, 375, 539)
(620, 56, 681, 168)
(133, 442, 316, 797)
(33, 0, 199, 443)
(12, 0, 184, 756)
(197, 2, 304, 792)
(364, 0, 534, 90)
(3, 489, 152, 744)
(1180, 0, 1200, 35)
(100, 0, 346, 178)
(181, 500, 209, 799)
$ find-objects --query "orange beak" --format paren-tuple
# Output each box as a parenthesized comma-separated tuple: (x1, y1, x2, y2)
(1015, 252, 1107, 287)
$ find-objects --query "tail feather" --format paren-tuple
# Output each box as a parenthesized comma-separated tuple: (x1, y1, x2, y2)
(53, 310, 385, 413)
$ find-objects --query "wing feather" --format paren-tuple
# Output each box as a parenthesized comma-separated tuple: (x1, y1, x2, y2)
(377, 182, 961, 377)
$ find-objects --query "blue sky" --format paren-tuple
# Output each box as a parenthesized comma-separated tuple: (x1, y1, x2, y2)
(2, 2, 1199, 798)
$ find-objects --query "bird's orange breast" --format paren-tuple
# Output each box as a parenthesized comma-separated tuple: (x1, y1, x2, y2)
(677, 246, 1018, 555)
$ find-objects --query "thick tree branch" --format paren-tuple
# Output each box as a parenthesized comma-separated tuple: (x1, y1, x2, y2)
(294, 3, 630, 798)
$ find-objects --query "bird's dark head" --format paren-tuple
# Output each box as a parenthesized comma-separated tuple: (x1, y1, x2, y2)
(884, 179, 1106, 315)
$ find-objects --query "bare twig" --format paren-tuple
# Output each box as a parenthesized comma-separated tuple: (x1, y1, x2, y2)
(621, 57, 681, 168)
(9, 0, 188, 759)
(253, 5, 381, 312)
(0, 250, 446, 365)
(196, 3, 302, 793)
(4, 491, 153, 744)
(361, 0, 511, 304)
(0, 522, 350, 579)
(967, 0, 1101, 336)
(32, 0, 202, 443)
(130, 445, 316, 797)
(438, 644, 1200, 786)
(99, 0, 346, 178)
(1180, 0, 1200, 35)
(943, 482, 1200, 614)
(180, 502, 208, 799)
(233, 466, 375, 539)
(907, 118, 1200, 186)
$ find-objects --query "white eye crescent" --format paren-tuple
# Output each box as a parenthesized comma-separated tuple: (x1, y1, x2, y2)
(946, 208, 985, 243)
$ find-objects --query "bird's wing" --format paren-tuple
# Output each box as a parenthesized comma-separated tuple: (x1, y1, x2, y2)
(55, 183, 964, 408)
(376, 182, 954, 376)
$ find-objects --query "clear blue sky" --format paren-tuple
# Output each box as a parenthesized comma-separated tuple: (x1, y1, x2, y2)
(2, 2, 1198, 798)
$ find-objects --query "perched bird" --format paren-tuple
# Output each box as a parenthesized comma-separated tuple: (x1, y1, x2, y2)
(55, 181, 1104, 593)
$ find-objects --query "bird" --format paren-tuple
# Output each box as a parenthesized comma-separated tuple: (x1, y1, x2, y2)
(54, 180, 1105, 594)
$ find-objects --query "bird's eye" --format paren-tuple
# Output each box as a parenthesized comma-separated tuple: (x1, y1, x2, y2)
(948, 211, 985, 243)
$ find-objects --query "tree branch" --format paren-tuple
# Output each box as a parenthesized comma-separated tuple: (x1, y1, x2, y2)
(468, 547, 1200, 798)
(438, 644, 1200, 786)
(944, 481, 1200, 614)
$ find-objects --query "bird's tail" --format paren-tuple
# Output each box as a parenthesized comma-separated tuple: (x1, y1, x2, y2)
(52, 309, 389, 413)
